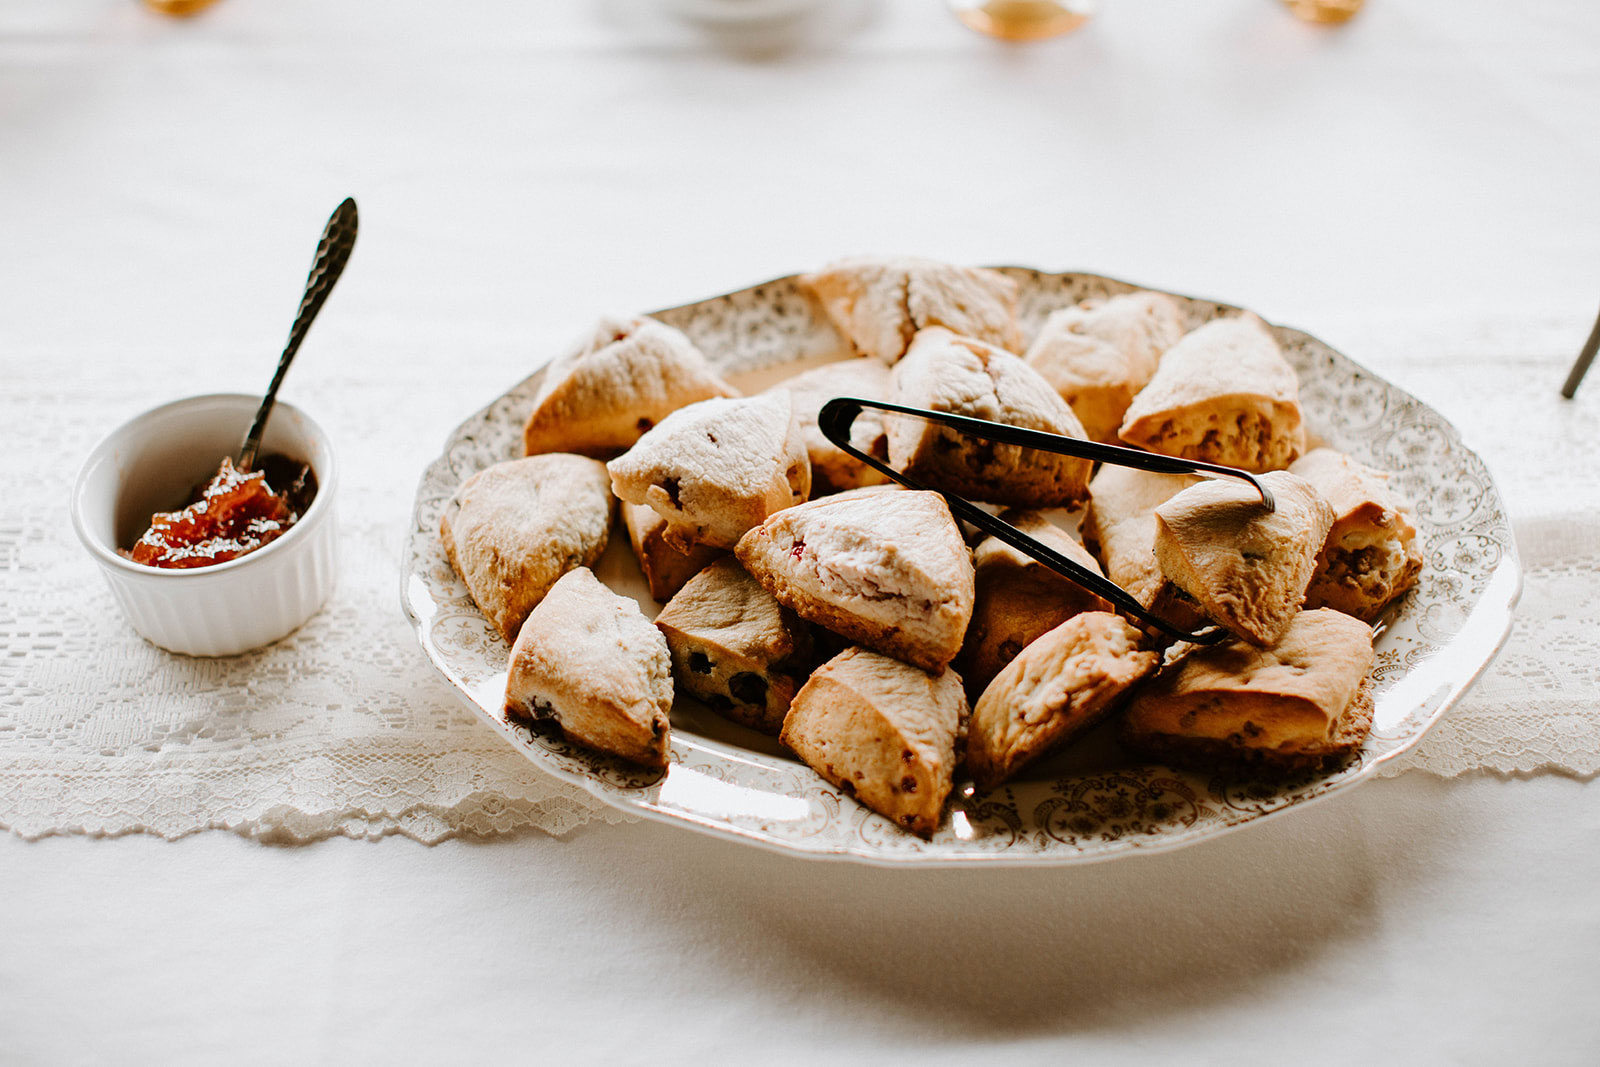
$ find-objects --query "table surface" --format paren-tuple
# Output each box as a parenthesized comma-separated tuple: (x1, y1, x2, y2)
(5, 0, 1600, 1062)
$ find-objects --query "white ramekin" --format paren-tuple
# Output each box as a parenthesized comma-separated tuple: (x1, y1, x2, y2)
(71, 393, 339, 657)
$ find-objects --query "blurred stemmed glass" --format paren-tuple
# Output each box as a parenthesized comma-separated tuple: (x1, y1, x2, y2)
(946, 1, 1095, 41)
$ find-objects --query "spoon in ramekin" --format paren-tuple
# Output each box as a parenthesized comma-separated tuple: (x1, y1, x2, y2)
(237, 197, 359, 471)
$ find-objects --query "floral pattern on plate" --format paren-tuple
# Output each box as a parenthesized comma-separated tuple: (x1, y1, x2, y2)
(401, 269, 1520, 866)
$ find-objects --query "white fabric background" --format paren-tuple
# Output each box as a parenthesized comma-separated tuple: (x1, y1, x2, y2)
(3, 0, 1599, 1061)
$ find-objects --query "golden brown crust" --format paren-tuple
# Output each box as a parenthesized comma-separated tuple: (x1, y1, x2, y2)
(780, 646, 967, 838)
(522, 316, 737, 458)
(958, 510, 1113, 697)
(622, 503, 726, 602)
(1024, 291, 1187, 444)
(1122, 677, 1373, 776)
(968, 613, 1158, 791)
(1289, 448, 1424, 621)
(1119, 608, 1375, 774)
(654, 558, 816, 734)
(504, 568, 673, 768)
(1118, 314, 1306, 473)
(1153, 472, 1336, 647)
(887, 327, 1092, 508)
(440, 454, 615, 643)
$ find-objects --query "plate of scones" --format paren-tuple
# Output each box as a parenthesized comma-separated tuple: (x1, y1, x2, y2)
(402, 258, 1520, 865)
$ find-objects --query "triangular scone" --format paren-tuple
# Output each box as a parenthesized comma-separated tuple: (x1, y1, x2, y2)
(1153, 472, 1336, 647)
(607, 392, 811, 551)
(958, 510, 1113, 697)
(504, 568, 673, 768)
(781, 646, 968, 838)
(735, 487, 975, 673)
(766, 357, 893, 494)
(801, 256, 1022, 363)
(887, 327, 1093, 508)
(1080, 465, 1206, 635)
(622, 502, 726, 602)
(1289, 448, 1423, 622)
(968, 612, 1158, 791)
(1120, 608, 1375, 775)
(654, 558, 816, 734)
(1119, 313, 1306, 473)
(1024, 291, 1187, 444)
(440, 454, 615, 643)
(523, 315, 738, 458)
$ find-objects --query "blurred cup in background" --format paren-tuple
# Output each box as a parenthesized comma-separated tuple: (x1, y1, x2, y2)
(143, 0, 223, 15)
(948, 0, 1095, 41)
(1282, 0, 1365, 24)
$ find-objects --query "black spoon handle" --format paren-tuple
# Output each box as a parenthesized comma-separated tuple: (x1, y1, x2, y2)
(238, 197, 359, 470)
(1560, 302, 1600, 399)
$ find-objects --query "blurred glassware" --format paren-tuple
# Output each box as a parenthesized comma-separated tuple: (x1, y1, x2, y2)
(667, 0, 833, 52)
(1282, 0, 1365, 24)
(143, 0, 223, 15)
(948, 0, 1094, 41)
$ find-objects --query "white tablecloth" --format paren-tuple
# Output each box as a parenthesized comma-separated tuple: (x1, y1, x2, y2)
(4, 0, 1599, 1060)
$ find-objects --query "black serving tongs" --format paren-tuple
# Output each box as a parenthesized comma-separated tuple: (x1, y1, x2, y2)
(817, 397, 1276, 645)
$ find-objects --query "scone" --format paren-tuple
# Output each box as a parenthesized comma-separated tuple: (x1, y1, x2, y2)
(958, 510, 1114, 697)
(968, 612, 1159, 791)
(1079, 465, 1206, 635)
(801, 255, 1023, 363)
(1153, 472, 1336, 647)
(766, 357, 893, 494)
(1024, 290, 1187, 443)
(886, 327, 1093, 508)
(781, 646, 968, 838)
(1118, 313, 1307, 473)
(735, 487, 975, 673)
(653, 558, 816, 734)
(607, 392, 811, 551)
(1289, 448, 1424, 621)
(522, 315, 737, 458)
(439, 454, 615, 643)
(1119, 608, 1375, 774)
(504, 568, 673, 769)
(622, 502, 726, 602)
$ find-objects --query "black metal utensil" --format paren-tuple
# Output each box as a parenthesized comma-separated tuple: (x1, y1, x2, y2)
(237, 197, 359, 471)
(1560, 303, 1600, 399)
(817, 396, 1277, 644)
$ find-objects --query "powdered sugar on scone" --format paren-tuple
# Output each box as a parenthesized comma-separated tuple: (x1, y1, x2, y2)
(735, 487, 974, 673)
(505, 568, 673, 768)
(1153, 472, 1336, 647)
(968, 612, 1157, 790)
(608, 392, 810, 551)
(440, 453, 615, 643)
(523, 315, 737, 458)
(887, 327, 1092, 508)
(766, 357, 893, 494)
(801, 255, 1022, 363)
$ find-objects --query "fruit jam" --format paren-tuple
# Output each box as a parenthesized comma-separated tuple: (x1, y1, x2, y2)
(125, 454, 317, 569)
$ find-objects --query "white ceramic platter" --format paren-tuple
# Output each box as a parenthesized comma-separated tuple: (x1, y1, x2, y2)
(402, 269, 1520, 866)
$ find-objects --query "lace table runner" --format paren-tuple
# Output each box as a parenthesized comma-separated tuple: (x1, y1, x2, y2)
(3, 318, 1596, 843)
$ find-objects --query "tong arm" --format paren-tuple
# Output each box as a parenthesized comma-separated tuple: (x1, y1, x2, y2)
(816, 396, 1274, 644)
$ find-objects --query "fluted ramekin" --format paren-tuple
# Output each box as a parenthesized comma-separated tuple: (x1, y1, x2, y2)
(71, 393, 338, 657)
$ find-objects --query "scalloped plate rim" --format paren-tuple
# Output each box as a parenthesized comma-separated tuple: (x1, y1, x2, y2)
(400, 267, 1521, 867)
